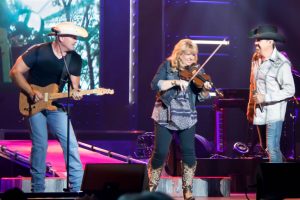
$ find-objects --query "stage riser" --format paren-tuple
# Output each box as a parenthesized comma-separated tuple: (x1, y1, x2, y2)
(0, 177, 66, 193)
(1, 176, 231, 197)
(167, 158, 266, 192)
(157, 177, 230, 197)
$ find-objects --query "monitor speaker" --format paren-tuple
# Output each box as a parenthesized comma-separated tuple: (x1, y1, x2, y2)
(256, 162, 300, 200)
(81, 163, 148, 199)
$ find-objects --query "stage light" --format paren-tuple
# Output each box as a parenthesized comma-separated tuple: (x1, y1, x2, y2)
(233, 142, 249, 157)
(192, 40, 230, 45)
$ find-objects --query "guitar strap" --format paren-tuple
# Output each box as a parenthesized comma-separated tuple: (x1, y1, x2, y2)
(58, 53, 72, 92)
(51, 53, 72, 112)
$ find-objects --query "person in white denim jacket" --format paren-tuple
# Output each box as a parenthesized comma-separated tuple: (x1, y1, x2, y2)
(247, 24, 295, 163)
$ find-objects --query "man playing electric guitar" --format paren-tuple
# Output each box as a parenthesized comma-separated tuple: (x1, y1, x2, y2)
(19, 83, 114, 117)
(9, 22, 88, 192)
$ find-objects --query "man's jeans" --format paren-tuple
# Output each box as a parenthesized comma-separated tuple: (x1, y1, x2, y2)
(29, 110, 83, 192)
(266, 121, 284, 163)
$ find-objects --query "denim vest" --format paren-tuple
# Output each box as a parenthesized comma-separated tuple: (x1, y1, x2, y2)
(151, 60, 202, 108)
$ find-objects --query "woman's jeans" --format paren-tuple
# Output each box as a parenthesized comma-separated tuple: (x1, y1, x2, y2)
(257, 121, 284, 163)
(150, 123, 196, 169)
(28, 110, 83, 192)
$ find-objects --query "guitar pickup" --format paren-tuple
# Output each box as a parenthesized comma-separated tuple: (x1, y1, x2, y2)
(44, 93, 49, 102)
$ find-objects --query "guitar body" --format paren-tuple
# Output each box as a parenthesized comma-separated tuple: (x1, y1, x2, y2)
(19, 84, 59, 117)
(19, 83, 114, 117)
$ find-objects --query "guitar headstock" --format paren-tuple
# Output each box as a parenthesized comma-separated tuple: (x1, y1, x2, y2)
(94, 88, 115, 95)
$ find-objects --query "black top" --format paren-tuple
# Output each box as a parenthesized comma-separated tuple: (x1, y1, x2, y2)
(22, 42, 82, 90)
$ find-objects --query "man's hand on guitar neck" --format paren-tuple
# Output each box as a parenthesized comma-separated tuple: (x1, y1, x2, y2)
(30, 89, 44, 103)
(71, 88, 83, 100)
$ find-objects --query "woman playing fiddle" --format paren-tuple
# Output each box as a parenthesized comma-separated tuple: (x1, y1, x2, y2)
(148, 38, 212, 200)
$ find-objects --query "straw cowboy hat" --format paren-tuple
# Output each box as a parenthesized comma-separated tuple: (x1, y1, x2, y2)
(49, 22, 88, 38)
(249, 24, 285, 43)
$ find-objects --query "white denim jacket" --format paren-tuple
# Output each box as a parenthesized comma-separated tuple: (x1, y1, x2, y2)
(248, 48, 295, 125)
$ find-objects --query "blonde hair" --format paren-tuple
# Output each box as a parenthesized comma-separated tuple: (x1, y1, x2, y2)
(167, 39, 198, 70)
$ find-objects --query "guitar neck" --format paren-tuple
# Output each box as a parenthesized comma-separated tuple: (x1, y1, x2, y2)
(49, 89, 97, 100)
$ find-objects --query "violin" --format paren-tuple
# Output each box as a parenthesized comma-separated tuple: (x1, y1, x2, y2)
(179, 65, 224, 98)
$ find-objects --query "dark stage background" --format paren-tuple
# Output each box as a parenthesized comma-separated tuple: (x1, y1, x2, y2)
(0, 0, 300, 157)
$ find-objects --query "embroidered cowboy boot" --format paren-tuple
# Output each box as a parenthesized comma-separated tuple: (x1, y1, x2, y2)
(147, 164, 163, 192)
(182, 161, 197, 200)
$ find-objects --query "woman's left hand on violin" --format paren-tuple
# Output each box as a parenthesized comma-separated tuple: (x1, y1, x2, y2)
(199, 81, 212, 98)
(203, 81, 212, 91)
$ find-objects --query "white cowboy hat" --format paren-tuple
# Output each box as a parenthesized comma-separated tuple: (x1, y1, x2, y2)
(49, 22, 88, 38)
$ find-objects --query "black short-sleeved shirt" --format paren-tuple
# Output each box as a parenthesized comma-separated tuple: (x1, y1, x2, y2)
(22, 42, 82, 90)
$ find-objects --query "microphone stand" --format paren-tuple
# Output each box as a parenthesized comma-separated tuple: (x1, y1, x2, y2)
(54, 34, 74, 192)
(291, 97, 299, 160)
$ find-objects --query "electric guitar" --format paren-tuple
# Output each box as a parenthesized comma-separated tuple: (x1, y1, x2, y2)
(19, 83, 114, 117)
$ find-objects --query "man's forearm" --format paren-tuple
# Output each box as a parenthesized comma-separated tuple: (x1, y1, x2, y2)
(10, 71, 34, 96)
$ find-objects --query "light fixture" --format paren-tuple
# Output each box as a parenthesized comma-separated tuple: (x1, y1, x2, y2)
(233, 142, 249, 156)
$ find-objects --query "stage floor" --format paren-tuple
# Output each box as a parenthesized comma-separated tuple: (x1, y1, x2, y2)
(2, 140, 299, 200)
(0, 140, 124, 177)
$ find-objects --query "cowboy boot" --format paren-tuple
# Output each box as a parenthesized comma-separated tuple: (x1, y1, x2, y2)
(147, 164, 163, 192)
(182, 161, 197, 200)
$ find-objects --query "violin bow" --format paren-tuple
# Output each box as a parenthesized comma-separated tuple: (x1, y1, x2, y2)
(188, 38, 228, 85)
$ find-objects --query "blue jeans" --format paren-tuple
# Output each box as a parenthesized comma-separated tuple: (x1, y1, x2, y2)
(257, 121, 283, 163)
(28, 110, 83, 192)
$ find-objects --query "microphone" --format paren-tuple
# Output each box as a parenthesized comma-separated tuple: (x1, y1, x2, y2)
(51, 27, 60, 34)
(253, 90, 263, 112)
(48, 27, 60, 36)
